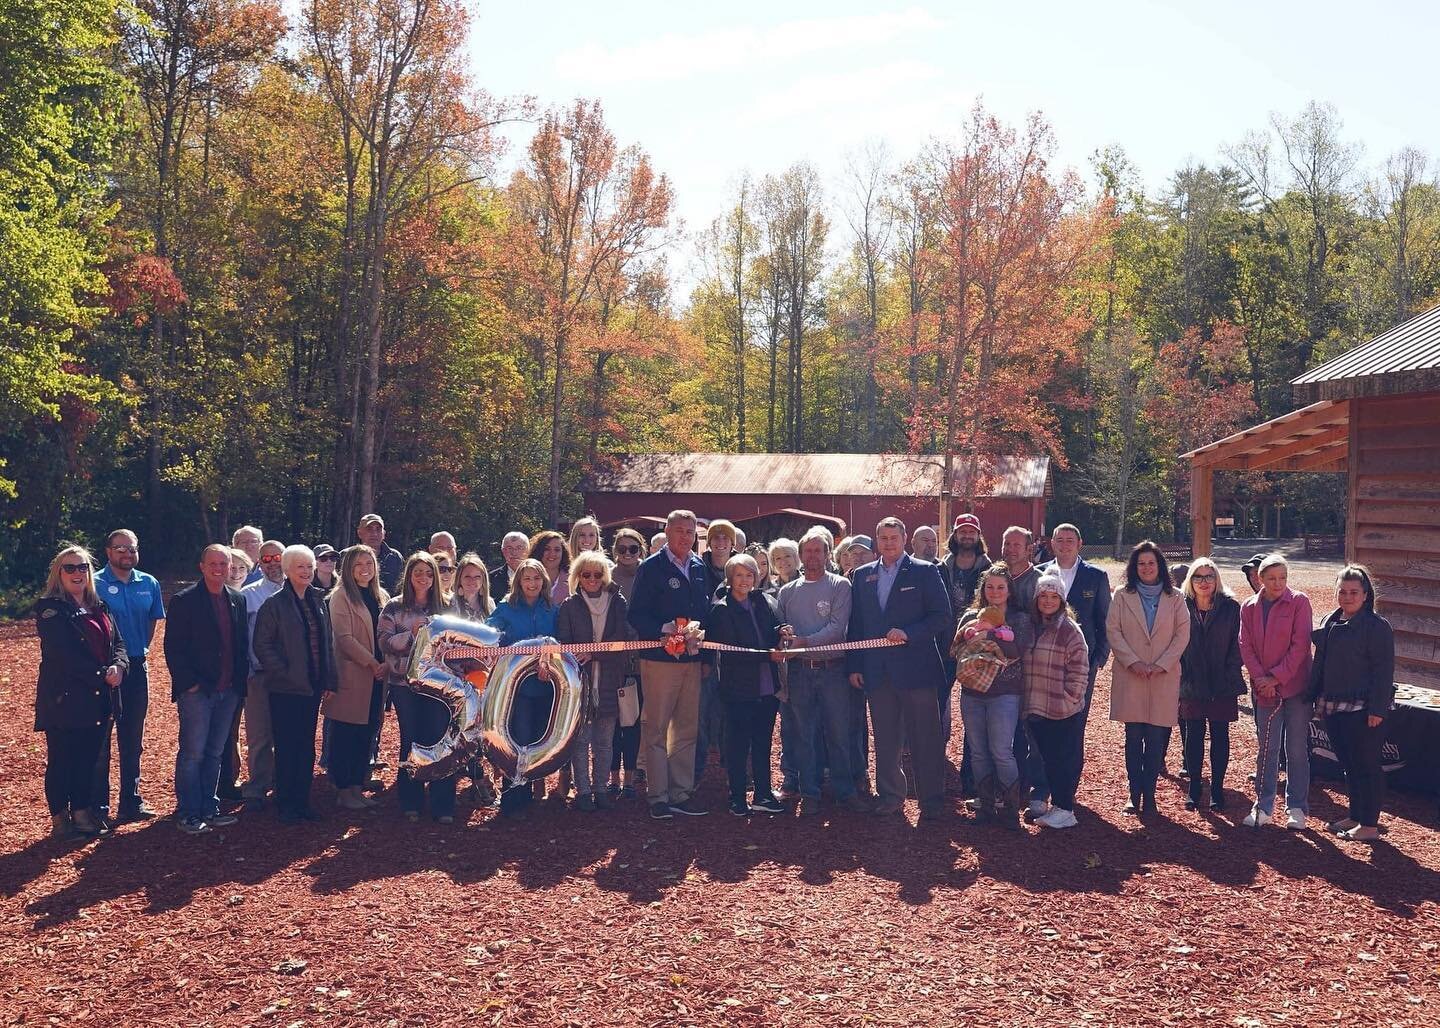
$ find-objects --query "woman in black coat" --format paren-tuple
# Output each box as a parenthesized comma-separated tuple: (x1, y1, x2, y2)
(701, 553, 788, 817)
(35, 546, 129, 839)
(1178, 558, 1244, 811)
(1308, 565, 1395, 842)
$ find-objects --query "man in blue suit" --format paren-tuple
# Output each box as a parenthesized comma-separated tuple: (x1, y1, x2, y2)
(1037, 522, 1111, 732)
(846, 516, 955, 821)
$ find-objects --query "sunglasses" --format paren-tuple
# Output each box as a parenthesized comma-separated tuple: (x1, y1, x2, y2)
(60, 563, 91, 575)
(579, 571, 605, 580)
(318, 553, 339, 563)
(260, 554, 283, 565)
(616, 545, 641, 555)
(438, 565, 455, 573)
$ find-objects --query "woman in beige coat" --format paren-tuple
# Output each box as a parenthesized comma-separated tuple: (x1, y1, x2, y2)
(1108, 540, 1190, 815)
(324, 545, 390, 811)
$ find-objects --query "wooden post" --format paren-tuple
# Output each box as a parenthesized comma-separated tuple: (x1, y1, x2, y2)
(1345, 402, 1359, 564)
(938, 452, 953, 545)
(1190, 461, 1213, 558)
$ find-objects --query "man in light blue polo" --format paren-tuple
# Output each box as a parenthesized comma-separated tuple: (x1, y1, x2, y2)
(94, 528, 166, 822)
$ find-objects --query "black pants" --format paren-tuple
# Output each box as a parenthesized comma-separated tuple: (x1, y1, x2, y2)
(1027, 711, 1085, 810)
(269, 692, 321, 816)
(1124, 722, 1172, 799)
(1325, 710, 1386, 827)
(499, 683, 553, 816)
(611, 676, 643, 777)
(220, 692, 245, 794)
(723, 694, 779, 803)
(45, 725, 107, 815)
(327, 718, 371, 790)
(93, 659, 149, 814)
(1180, 718, 1231, 797)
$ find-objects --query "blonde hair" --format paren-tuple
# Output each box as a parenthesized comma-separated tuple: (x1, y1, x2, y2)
(229, 547, 254, 572)
(1182, 557, 1235, 601)
(568, 516, 604, 555)
(725, 553, 761, 588)
(569, 551, 613, 593)
(43, 545, 100, 607)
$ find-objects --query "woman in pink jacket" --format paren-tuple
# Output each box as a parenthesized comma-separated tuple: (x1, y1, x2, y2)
(1238, 554, 1313, 829)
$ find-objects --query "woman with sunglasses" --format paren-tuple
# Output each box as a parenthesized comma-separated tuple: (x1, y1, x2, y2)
(313, 545, 340, 591)
(557, 553, 638, 811)
(379, 552, 457, 823)
(1177, 558, 1245, 811)
(607, 530, 648, 798)
(35, 546, 129, 838)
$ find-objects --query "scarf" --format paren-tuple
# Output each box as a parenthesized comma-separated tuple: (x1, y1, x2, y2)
(581, 588, 612, 641)
(1137, 579, 1164, 633)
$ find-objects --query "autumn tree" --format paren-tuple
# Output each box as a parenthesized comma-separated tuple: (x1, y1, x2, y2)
(509, 100, 674, 524)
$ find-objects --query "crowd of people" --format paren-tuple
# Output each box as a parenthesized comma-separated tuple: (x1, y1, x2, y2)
(32, 510, 1397, 845)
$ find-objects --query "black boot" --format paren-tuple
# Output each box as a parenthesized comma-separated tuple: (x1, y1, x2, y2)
(1210, 776, 1226, 811)
(997, 779, 1023, 831)
(973, 776, 996, 824)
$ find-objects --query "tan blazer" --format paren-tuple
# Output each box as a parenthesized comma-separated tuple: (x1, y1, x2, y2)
(1106, 587, 1190, 728)
(324, 585, 389, 724)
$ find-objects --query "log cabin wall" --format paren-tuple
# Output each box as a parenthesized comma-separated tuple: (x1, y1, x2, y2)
(1351, 390, 1440, 690)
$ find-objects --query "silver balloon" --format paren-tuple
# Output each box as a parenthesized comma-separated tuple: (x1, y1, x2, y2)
(481, 637, 583, 785)
(403, 615, 500, 783)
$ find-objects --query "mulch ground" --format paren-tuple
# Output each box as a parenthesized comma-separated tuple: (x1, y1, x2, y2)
(1, 566, 1437, 1026)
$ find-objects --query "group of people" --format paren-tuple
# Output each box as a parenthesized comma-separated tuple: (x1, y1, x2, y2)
(33, 509, 1396, 844)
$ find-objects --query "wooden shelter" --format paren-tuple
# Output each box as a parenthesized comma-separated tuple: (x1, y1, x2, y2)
(1184, 302, 1440, 691)
(582, 453, 1051, 549)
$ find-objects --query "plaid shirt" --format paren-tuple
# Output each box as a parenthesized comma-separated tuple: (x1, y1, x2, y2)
(1023, 614, 1090, 720)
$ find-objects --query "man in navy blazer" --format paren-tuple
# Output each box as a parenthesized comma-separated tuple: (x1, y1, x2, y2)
(846, 516, 954, 820)
(1037, 523, 1111, 704)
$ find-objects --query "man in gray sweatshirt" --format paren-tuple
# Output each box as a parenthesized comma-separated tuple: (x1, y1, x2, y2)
(778, 528, 871, 815)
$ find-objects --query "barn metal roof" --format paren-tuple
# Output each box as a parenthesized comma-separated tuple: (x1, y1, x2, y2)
(584, 454, 1050, 499)
(1292, 302, 1440, 399)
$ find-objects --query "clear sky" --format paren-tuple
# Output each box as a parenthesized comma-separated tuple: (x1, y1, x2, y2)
(468, 0, 1435, 281)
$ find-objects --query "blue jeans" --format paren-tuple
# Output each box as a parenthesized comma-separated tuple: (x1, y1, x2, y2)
(959, 692, 1021, 788)
(175, 688, 242, 821)
(786, 664, 856, 800)
(392, 685, 458, 818)
(1255, 695, 1311, 815)
(500, 680, 554, 816)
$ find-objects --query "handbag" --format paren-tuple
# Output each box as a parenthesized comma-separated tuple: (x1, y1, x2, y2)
(617, 673, 641, 727)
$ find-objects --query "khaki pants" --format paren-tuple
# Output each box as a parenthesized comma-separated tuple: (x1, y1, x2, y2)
(638, 659, 702, 805)
(240, 675, 275, 799)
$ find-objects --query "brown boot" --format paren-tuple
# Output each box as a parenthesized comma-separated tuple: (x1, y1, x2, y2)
(997, 780, 1023, 831)
(50, 813, 76, 839)
(71, 809, 102, 837)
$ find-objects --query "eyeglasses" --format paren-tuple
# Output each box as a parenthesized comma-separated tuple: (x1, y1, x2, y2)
(616, 545, 640, 555)
(579, 571, 606, 580)
(1191, 573, 1216, 582)
(108, 545, 138, 554)
(438, 565, 455, 574)
(260, 554, 283, 565)
(60, 563, 91, 575)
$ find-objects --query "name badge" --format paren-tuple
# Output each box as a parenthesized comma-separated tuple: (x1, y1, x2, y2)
(899, 586, 916, 592)
(1082, 589, 1095, 599)
(865, 574, 878, 584)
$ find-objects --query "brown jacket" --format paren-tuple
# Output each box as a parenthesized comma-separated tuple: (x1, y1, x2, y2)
(1107, 587, 1190, 728)
(324, 585, 389, 724)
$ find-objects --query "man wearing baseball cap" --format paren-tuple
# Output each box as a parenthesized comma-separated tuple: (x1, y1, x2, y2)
(357, 514, 404, 594)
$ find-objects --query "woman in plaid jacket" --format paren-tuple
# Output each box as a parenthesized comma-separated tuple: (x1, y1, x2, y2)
(1022, 573, 1091, 830)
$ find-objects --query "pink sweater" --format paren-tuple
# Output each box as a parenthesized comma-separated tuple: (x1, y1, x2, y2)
(1238, 588, 1313, 702)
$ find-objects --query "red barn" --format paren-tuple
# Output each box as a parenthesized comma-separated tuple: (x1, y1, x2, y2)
(581, 453, 1051, 547)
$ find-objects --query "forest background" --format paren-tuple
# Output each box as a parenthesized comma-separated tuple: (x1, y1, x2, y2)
(5, 0, 1440, 590)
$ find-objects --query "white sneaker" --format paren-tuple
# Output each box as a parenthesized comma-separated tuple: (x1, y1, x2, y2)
(1286, 808, 1306, 830)
(1027, 799, 1051, 818)
(1242, 807, 1272, 828)
(1037, 808, 1078, 829)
